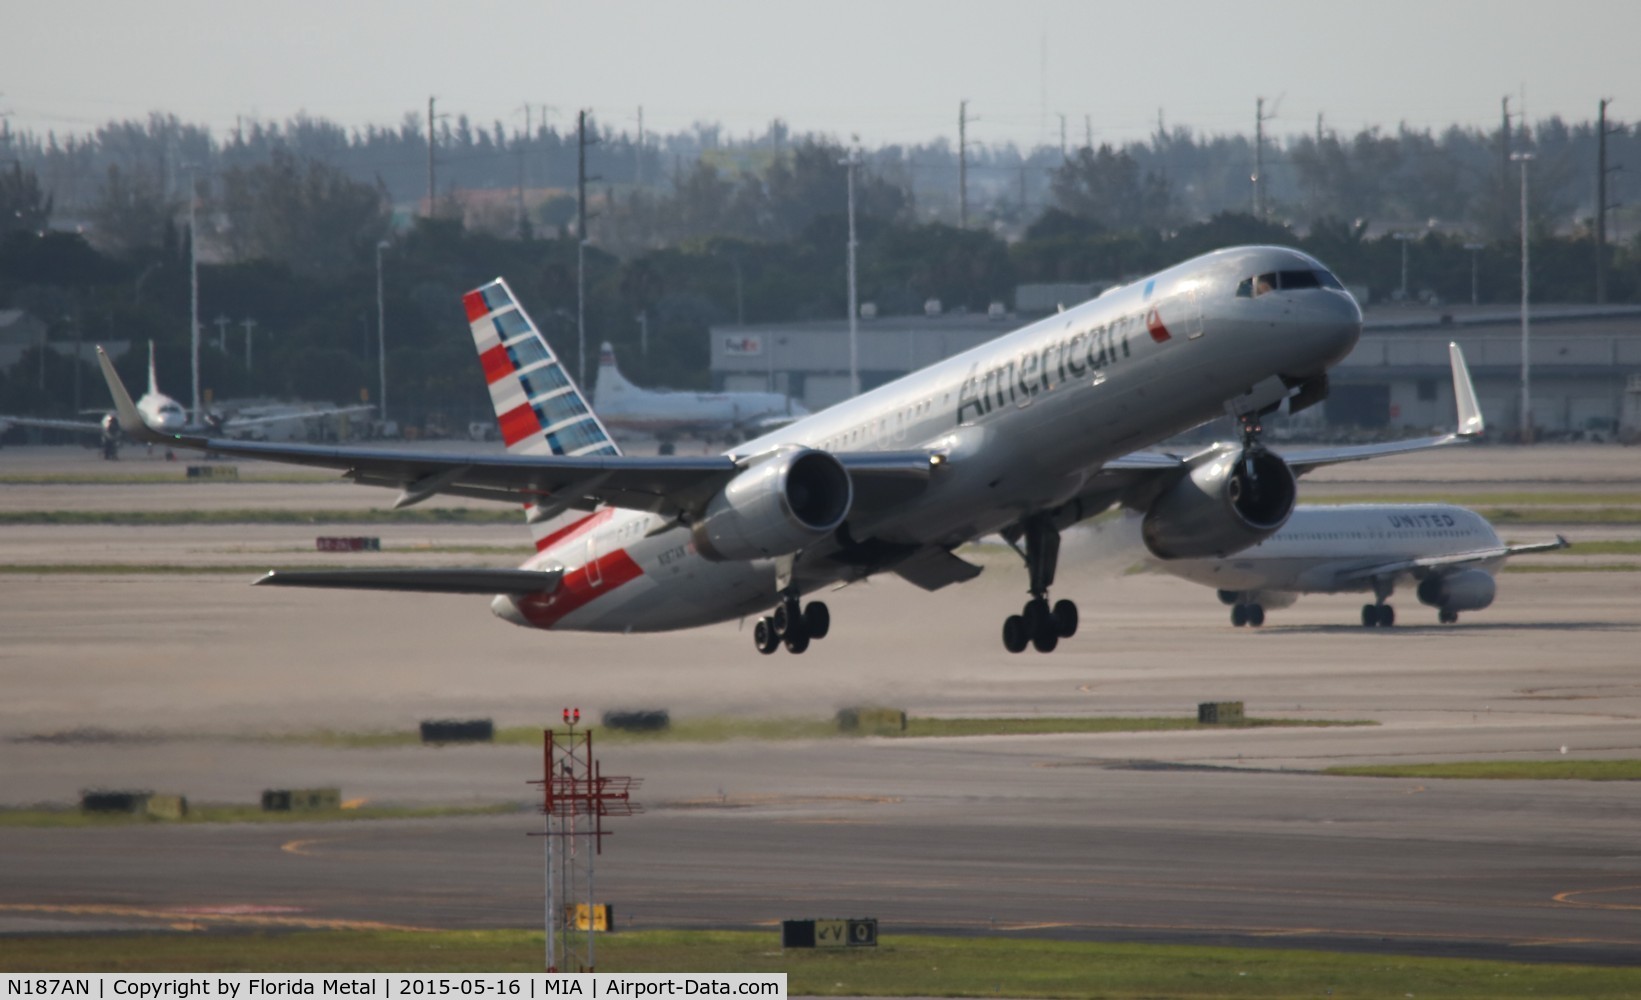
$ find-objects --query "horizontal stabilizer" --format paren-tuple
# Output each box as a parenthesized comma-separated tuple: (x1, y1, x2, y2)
(254, 567, 563, 595)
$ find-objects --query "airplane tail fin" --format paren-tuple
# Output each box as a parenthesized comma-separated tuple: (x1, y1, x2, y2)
(594, 341, 635, 398)
(462, 279, 622, 549)
(1448, 342, 1484, 438)
(146, 340, 158, 397)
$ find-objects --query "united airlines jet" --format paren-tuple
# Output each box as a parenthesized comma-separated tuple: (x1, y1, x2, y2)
(99, 245, 1401, 654)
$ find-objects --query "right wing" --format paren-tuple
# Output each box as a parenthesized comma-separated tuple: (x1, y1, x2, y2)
(1335, 535, 1570, 586)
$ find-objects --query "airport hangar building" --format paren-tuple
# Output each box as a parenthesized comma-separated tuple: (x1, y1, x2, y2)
(709, 289, 1641, 441)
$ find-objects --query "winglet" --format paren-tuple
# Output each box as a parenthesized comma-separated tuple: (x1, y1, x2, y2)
(96, 347, 163, 444)
(1449, 342, 1484, 438)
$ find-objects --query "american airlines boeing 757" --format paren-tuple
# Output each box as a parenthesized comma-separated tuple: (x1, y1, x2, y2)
(99, 245, 1406, 654)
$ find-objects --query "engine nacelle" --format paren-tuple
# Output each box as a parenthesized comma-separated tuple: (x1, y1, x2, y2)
(691, 448, 853, 561)
(1141, 447, 1296, 560)
(1417, 569, 1496, 611)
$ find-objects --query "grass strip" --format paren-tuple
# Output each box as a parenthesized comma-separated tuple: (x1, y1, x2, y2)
(1326, 759, 1641, 781)
(1474, 507, 1641, 524)
(2, 928, 1639, 995)
(1500, 563, 1641, 573)
(288, 715, 1368, 749)
(0, 508, 515, 525)
(0, 802, 523, 828)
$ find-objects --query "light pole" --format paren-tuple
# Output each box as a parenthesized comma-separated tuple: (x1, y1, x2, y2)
(840, 142, 860, 398)
(241, 318, 257, 372)
(1511, 151, 1534, 443)
(376, 240, 390, 428)
(186, 164, 201, 423)
(1463, 242, 1484, 306)
(1393, 232, 1414, 301)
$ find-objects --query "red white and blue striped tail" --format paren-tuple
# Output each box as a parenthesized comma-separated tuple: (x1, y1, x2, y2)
(463, 279, 620, 460)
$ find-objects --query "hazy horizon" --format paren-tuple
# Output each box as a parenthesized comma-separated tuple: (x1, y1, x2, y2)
(5, 0, 1635, 150)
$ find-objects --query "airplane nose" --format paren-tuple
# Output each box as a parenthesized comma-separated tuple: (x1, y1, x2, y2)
(1294, 290, 1362, 372)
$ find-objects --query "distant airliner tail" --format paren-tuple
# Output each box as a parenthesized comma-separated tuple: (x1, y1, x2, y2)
(594, 341, 636, 398)
(146, 340, 158, 397)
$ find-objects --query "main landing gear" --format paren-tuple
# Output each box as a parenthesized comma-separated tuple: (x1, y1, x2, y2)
(1230, 603, 1266, 627)
(1001, 514, 1079, 654)
(753, 593, 830, 655)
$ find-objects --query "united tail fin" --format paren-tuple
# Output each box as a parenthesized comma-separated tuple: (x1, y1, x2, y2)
(462, 279, 622, 550)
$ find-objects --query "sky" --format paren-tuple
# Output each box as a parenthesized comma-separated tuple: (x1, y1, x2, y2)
(4, 0, 1636, 150)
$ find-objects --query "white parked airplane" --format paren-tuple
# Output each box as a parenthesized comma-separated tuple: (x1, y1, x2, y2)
(592, 341, 805, 446)
(101, 246, 1394, 655)
(4, 342, 370, 458)
(1170, 503, 1568, 628)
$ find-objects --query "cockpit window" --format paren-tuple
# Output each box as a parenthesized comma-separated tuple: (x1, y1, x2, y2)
(1237, 268, 1344, 297)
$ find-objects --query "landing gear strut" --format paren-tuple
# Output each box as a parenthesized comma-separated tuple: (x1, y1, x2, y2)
(753, 591, 830, 656)
(1360, 578, 1395, 627)
(1001, 514, 1079, 654)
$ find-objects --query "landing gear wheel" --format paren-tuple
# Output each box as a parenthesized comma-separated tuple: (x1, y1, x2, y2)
(1002, 615, 1029, 654)
(1361, 604, 1378, 628)
(1439, 609, 1458, 624)
(1051, 599, 1079, 638)
(1378, 604, 1396, 627)
(1231, 604, 1249, 628)
(1022, 598, 1051, 637)
(783, 626, 811, 654)
(1247, 604, 1266, 627)
(771, 600, 797, 638)
(1030, 615, 1059, 653)
(803, 601, 830, 640)
(754, 617, 780, 654)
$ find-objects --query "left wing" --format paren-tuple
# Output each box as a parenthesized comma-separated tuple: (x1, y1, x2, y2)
(96, 348, 937, 521)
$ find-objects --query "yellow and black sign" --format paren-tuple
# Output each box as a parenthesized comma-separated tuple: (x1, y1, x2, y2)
(564, 903, 613, 932)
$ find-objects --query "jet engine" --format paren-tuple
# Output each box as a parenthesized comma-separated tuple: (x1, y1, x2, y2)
(1141, 447, 1296, 560)
(691, 448, 853, 561)
(1417, 569, 1496, 611)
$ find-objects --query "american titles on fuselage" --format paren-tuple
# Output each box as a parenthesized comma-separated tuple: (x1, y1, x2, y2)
(955, 311, 1141, 425)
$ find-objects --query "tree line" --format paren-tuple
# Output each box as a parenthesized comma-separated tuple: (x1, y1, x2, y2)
(1, 109, 1638, 432)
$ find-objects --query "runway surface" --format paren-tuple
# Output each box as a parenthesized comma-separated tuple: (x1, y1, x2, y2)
(4, 444, 1641, 963)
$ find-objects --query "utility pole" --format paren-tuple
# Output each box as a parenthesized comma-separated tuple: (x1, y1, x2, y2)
(1084, 114, 1093, 151)
(1597, 97, 1619, 304)
(635, 105, 644, 189)
(958, 99, 969, 228)
(427, 96, 436, 216)
(577, 110, 600, 390)
(1500, 96, 1513, 234)
(1253, 96, 1273, 221)
(1058, 113, 1067, 161)
(516, 103, 531, 239)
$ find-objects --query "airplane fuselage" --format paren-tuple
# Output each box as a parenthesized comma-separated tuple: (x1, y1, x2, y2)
(1162, 504, 1505, 597)
(494, 246, 1362, 633)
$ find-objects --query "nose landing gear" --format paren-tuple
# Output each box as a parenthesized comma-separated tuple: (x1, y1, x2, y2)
(1001, 514, 1079, 654)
